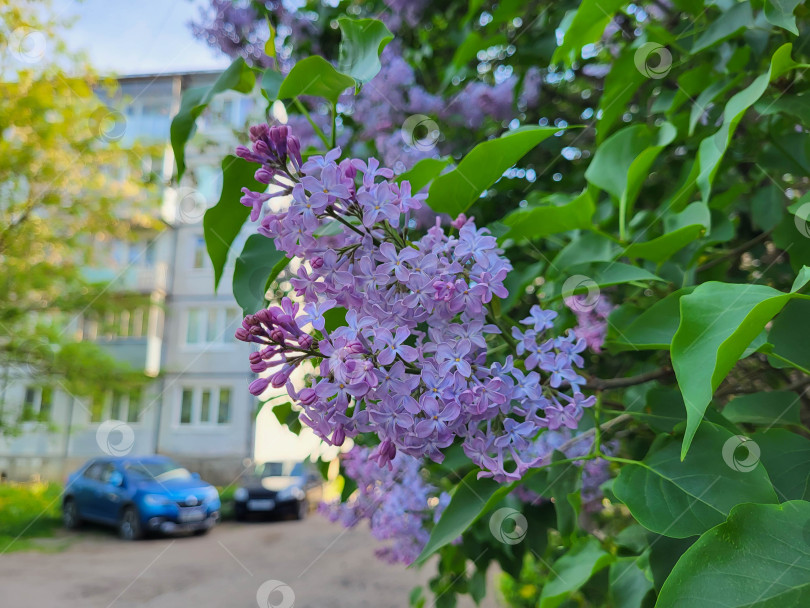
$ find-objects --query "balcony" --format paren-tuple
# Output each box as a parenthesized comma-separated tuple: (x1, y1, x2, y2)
(84, 263, 168, 294)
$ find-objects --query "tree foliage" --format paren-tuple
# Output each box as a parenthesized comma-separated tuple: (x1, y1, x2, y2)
(0, 0, 155, 422)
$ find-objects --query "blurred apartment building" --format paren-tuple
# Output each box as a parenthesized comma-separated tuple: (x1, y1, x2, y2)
(0, 71, 266, 483)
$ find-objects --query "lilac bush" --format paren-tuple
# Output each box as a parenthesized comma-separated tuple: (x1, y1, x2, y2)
(190, 5, 542, 169)
(234, 123, 595, 484)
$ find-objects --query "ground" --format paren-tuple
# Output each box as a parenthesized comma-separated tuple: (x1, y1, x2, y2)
(0, 516, 500, 607)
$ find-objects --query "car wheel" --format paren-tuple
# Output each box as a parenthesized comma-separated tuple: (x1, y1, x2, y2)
(63, 498, 81, 530)
(192, 527, 210, 536)
(295, 500, 308, 520)
(118, 506, 142, 541)
(235, 507, 247, 522)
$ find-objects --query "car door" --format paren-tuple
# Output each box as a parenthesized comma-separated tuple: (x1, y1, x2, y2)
(74, 462, 104, 520)
(95, 463, 127, 524)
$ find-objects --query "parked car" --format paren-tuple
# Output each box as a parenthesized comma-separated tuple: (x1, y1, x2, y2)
(233, 461, 322, 521)
(62, 455, 221, 540)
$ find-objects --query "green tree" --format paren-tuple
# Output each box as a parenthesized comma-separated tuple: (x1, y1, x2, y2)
(0, 0, 155, 426)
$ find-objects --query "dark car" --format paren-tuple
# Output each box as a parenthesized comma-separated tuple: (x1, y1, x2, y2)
(63, 456, 221, 540)
(233, 461, 322, 521)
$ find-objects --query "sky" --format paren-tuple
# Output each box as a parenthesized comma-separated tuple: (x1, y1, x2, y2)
(54, 0, 231, 75)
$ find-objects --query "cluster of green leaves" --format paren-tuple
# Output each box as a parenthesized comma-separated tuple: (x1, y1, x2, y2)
(173, 0, 810, 605)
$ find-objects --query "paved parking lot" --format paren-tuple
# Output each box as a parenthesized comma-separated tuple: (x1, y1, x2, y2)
(0, 517, 498, 607)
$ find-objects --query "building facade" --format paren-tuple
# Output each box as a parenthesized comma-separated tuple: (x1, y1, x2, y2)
(0, 71, 269, 484)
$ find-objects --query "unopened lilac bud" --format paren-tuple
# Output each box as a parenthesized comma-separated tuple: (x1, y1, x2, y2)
(298, 334, 313, 349)
(249, 123, 270, 143)
(287, 136, 301, 169)
(256, 309, 273, 325)
(254, 139, 271, 157)
(450, 213, 469, 230)
(347, 340, 365, 354)
(371, 439, 397, 469)
(249, 377, 271, 396)
(269, 328, 285, 343)
(269, 125, 288, 159)
(235, 327, 250, 342)
(298, 388, 317, 405)
(250, 360, 270, 373)
(255, 168, 275, 184)
(332, 426, 346, 446)
(270, 369, 291, 388)
(311, 256, 324, 269)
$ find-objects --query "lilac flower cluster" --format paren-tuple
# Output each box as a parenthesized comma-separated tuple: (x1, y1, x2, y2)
(564, 296, 613, 353)
(234, 124, 595, 482)
(191, 0, 275, 68)
(319, 445, 448, 564)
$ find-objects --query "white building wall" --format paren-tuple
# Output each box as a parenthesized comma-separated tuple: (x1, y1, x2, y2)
(0, 71, 324, 483)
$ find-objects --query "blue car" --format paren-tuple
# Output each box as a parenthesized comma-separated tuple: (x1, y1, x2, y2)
(63, 455, 221, 540)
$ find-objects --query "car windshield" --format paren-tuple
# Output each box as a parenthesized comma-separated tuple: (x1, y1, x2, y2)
(125, 460, 191, 482)
(256, 462, 303, 478)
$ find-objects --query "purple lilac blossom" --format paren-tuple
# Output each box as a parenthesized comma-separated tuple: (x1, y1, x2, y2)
(564, 295, 614, 353)
(191, 0, 275, 68)
(234, 123, 596, 483)
(318, 445, 448, 564)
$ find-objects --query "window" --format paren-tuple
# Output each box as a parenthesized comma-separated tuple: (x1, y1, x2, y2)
(224, 309, 241, 343)
(20, 386, 52, 422)
(92, 308, 148, 340)
(200, 390, 211, 423)
(192, 236, 207, 269)
(98, 463, 116, 484)
(91, 390, 143, 423)
(39, 388, 52, 421)
(83, 462, 105, 481)
(218, 389, 231, 423)
(90, 395, 105, 423)
(110, 392, 124, 420)
(127, 390, 142, 423)
(206, 309, 218, 343)
(180, 389, 193, 424)
(178, 387, 233, 426)
(184, 307, 242, 346)
(186, 309, 203, 344)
